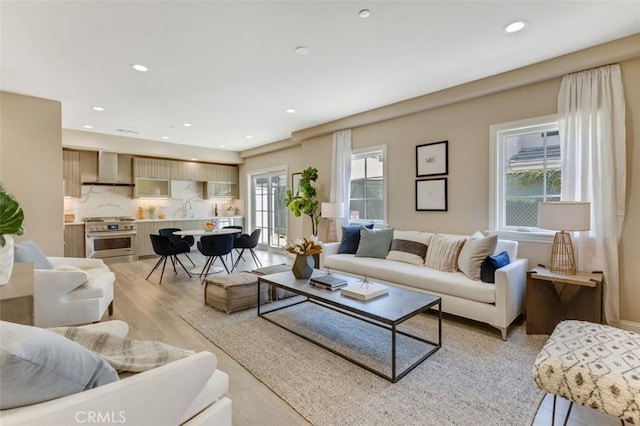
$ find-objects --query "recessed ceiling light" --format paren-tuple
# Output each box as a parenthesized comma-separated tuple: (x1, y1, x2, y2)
(245, 135, 253, 139)
(91, 106, 104, 111)
(191, 158, 198, 161)
(82, 124, 93, 129)
(504, 20, 528, 33)
(295, 46, 310, 55)
(161, 136, 170, 140)
(220, 144, 227, 148)
(286, 108, 296, 114)
(182, 122, 192, 127)
(131, 63, 148, 72)
(359, 9, 371, 18)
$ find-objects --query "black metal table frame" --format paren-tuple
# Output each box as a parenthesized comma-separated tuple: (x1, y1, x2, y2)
(257, 277, 442, 383)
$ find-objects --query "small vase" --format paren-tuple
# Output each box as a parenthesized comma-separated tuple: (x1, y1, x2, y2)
(0, 235, 15, 285)
(292, 255, 314, 279)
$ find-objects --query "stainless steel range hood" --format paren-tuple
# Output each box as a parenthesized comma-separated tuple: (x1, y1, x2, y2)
(82, 152, 134, 186)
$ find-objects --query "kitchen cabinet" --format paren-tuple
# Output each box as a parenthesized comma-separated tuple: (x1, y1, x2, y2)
(133, 158, 172, 179)
(205, 182, 238, 198)
(63, 150, 81, 198)
(205, 165, 239, 198)
(135, 178, 170, 198)
(64, 224, 86, 258)
(138, 221, 167, 256)
(170, 161, 208, 182)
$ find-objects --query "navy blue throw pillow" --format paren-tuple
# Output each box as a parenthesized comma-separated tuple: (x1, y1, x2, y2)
(480, 251, 510, 283)
(338, 223, 374, 254)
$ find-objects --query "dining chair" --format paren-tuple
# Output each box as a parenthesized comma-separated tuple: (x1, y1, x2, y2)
(159, 228, 196, 267)
(146, 234, 192, 285)
(197, 234, 234, 283)
(232, 229, 262, 271)
(222, 226, 244, 265)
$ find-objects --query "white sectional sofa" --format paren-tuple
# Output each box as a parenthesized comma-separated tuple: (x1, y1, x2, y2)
(321, 233, 528, 340)
(0, 321, 232, 426)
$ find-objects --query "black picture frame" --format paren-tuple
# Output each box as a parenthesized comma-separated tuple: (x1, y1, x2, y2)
(415, 178, 448, 211)
(291, 172, 302, 196)
(416, 140, 448, 177)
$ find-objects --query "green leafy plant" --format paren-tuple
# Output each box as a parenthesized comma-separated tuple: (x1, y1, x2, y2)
(0, 184, 25, 247)
(284, 166, 320, 236)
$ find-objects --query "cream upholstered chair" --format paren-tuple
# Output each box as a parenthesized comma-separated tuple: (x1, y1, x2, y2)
(14, 241, 115, 327)
(0, 321, 232, 426)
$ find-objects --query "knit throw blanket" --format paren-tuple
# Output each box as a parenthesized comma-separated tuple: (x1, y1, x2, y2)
(50, 327, 194, 373)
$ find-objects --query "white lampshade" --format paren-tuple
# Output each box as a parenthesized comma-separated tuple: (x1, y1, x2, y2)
(537, 202, 591, 231)
(321, 202, 344, 219)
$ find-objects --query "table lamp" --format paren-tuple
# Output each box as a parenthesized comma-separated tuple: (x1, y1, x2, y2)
(321, 202, 344, 243)
(537, 201, 590, 275)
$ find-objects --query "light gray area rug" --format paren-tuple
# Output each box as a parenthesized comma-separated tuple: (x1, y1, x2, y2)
(182, 300, 547, 426)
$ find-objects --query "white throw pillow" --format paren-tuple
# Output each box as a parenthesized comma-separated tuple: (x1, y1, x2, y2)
(458, 234, 498, 280)
(0, 321, 118, 409)
(424, 234, 467, 272)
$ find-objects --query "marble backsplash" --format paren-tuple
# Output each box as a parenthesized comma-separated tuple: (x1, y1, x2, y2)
(64, 180, 237, 220)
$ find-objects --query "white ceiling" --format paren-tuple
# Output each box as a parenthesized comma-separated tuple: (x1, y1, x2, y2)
(2, 1, 639, 152)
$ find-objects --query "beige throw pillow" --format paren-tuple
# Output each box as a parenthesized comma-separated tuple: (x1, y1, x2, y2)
(458, 234, 498, 280)
(424, 234, 467, 272)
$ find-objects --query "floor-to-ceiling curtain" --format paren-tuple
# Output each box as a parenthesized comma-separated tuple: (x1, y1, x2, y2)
(331, 129, 352, 237)
(558, 64, 626, 323)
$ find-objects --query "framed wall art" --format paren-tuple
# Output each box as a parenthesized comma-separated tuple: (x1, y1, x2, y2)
(416, 178, 448, 211)
(416, 140, 448, 177)
(291, 172, 302, 196)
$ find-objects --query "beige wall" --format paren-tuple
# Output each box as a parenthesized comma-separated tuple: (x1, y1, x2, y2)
(242, 56, 640, 325)
(239, 144, 306, 240)
(0, 92, 64, 255)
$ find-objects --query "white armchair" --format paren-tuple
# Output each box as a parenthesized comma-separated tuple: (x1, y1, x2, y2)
(33, 257, 115, 328)
(0, 321, 232, 426)
(14, 240, 115, 327)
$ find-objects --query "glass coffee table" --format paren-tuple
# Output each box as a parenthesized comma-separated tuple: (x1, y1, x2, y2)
(257, 269, 441, 383)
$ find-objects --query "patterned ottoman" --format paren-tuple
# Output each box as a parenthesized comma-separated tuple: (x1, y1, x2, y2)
(533, 320, 640, 424)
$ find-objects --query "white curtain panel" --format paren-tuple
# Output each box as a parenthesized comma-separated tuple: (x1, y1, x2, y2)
(558, 64, 626, 323)
(331, 129, 352, 237)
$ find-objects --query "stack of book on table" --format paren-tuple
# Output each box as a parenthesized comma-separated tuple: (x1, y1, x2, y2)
(309, 275, 348, 291)
(341, 282, 388, 301)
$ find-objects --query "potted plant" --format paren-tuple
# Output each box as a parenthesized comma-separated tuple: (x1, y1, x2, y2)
(147, 205, 157, 219)
(284, 166, 320, 236)
(0, 184, 25, 285)
(286, 235, 322, 279)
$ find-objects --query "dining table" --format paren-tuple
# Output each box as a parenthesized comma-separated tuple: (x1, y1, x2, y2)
(172, 228, 242, 237)
(173, 228, 242, 274)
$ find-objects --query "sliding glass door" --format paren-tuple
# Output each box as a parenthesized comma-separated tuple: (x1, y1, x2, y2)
(251, 170, 288, 250)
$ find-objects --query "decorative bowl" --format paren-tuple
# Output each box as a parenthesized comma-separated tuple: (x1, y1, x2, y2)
(202, 222, 215, 231)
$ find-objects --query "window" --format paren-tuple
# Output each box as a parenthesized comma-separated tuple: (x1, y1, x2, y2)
(490, 115, 561, 235)
(349, 148, 386, 223)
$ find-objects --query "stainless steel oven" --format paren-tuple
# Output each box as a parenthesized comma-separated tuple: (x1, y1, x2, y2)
(84, 217, 138, 263)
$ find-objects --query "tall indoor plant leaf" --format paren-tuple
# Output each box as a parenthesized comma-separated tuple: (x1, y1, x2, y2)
(284, 166, 320, 236)
(0, 184, 25, 247)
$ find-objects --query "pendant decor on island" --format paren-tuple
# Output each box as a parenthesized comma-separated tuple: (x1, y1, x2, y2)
(292, 255, 314, 279)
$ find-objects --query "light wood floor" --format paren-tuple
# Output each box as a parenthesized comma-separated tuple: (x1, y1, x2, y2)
(106, 250, 620, 426)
